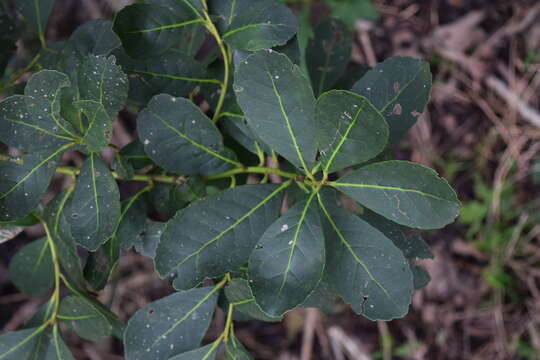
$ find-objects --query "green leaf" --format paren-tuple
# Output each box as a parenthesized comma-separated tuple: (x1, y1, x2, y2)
(234, 51, 317, 171)
(8, 237, 54, 297)
(226, 337, 253, 360)
(317, 192, 414, 320)
(19, 326, 76, 360)
(316, 90, 388, 173)
(64, 154, 121, 251)
(221, 115, 271, 156)
(134, 221, 164, 259)
(0, 71, 78, 152)
(0, 148, 66, 222)
(360, 209, 434, 259)
(410, 262, 430, 290)
(0, 327, 45, 359)
(248, 192, 325, 317)
(113, 3, 203, 59)
(326, 0, 379, 28)
(119, 50, 217, 104)
(15, 0, 54, 42)
(351, 57, 431, 143)
(43, 190, 85, 288)
(75, 100, 112, 152)
(332, 160, 460, 229)
(211, 0, 298, 51)
(78, 54, 128, 117)
(156, 183, 286, 290)
(306, 20, 352, 95)
(168, 344, 217, 360)
(300, 280, 338, 313)
(124, 286, 219, 360)
(137, 94, 239, 175)
(83, 236, 118, 291)
(117, 196, 148, 250)
(225, 279, 281, 322)
(112, 140, 152, 175)
(69, 20, 121, 56)
(58, 295, 112, 342)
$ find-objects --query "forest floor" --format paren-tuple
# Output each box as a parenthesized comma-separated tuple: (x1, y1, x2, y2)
(1, 0, 540, 359)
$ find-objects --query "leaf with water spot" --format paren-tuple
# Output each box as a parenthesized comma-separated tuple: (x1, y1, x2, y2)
(63, 154, 121, 251)
(234, 51, 317, 171)
(8, 237, 54, 297)
(0, 148, 66, 222)
(351, 57, 432, 143)
(316, 90, 388, 173)
(113, 2, 203, 59)
(74, 100, 112, 152)
(306, 19, 352, 95)
(137, 94, 239, 175)
(0, 71, 78, 153)
(248, 194, 325, 317)
(332, 160, 460, 229)
(156, 184, 285, 290)
(210, 0, 298, 51)
(123, 286, 219, 360)
(58, 295, 113, 342)
(318, 190, 414, 320)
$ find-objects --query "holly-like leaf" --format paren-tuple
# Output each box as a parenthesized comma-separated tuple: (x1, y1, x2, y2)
(360, 209, 434, 259)
(64, 154, 121, 251)
(156, 183, 286, 290)
(225, 279, 281, 322)
(8, 237, 54, 297)
(69, 19, 121, 56)
(234, 51, 317, 171)
(316, 90, 388, 173)
(0, 71, 78, 153)
(137, 94, 239, 175)
(332, 161, 460, 229)
(318, 192, 414, 320)
(210, 0, 298, 51)
(168, 344, 217, 360)
(15, 0, 54, 43)
(351, 57, 431, 143)
(248, 193, 325, 317)
(78, 55, 128, 117)
(113, 2, 204, 59)
(124, 286, 219, 360)
(0, 148, 67, 222)
(58, 295, 112, 342)
(306, 20, 352, 95)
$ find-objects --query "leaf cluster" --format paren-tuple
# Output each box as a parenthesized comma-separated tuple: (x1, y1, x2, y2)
(0, 0, 460, 359)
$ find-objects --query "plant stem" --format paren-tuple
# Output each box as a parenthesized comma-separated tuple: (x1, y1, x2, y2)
(40, 218, 62, 322)
(0, 54, 41, 92)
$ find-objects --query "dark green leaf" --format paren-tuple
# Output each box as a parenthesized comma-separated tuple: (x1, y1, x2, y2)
(0, 12, 17, 76)
(23, 326, 76, 360)
(134, 221, 164, 259)
(360, 209, 434, 259)
(69, 20, 121, 56)
(211, 0, 297, 51)
(0, 71, 78, 152)
(15, 0, 54, 41)
(117, 196, 148, 250)
(318, 192, 414, 320)
(0, 327, 45, 359)
(137, 94, 239, 175)
(306, 20, 352, 95)
(43, 190, 85, 288)
(234, 51, 317, 171)
(75, 100, 112, 152)
(113, 140, 152, 173)
(64, 154, 121, 251)
(300, 280, 338, 313)
(248, 193, 325, 317)
(326, 0, 379, 28)
(168, 344, 217, 360)
(221, 115, 271, 156)
(113, 3, 203, 59)
(83, 236, 118, 291)
(156, 183, 285, 290)
(351, 57, 431, 143)
(9, 237, 54, 297)
(226, 337, 253, 360)
(333, 160, 460, 229)
(316, 90, 388, 173)
(124, 286, 219, 360)
(0, 148, 65, 222)
(410, 262, 430, 290)
(58, 295, 112, 342)
(225, 279, 281, 322)
(78, 54, 128, 117)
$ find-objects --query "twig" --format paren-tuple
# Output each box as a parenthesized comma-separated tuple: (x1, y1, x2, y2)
(300, 308, 319, 360)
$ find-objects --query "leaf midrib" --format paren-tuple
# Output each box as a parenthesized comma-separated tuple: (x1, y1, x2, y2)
(331, 182, 454, 203)
(126, 18, 204, 34)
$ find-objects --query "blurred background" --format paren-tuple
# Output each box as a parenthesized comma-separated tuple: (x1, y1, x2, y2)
(1, 0, 540, 359)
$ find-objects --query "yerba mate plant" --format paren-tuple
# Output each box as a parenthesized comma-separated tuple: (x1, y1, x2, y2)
(0, 0, 460, 358)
